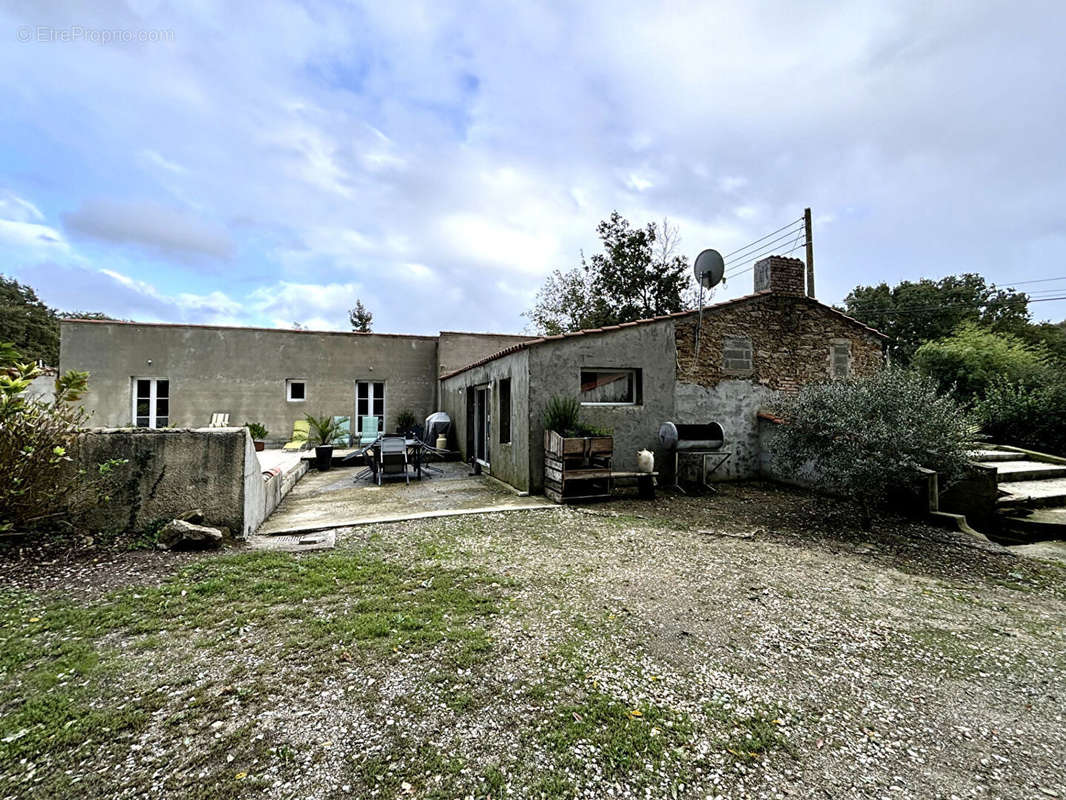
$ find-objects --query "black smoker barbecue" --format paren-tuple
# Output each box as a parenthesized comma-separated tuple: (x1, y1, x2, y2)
(657, 421, 731, 492)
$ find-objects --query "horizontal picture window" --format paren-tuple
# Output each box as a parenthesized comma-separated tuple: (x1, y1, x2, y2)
(580, 369, 640, 405)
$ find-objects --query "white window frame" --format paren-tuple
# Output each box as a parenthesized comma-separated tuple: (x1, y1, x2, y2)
(579, 368, 640, 406)
(355, 380, 386, 434)
(131, 377, 169, 429)
(286, 379, 307, 402)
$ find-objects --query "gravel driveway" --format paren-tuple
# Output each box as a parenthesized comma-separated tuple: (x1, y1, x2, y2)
(2, 482, 1064, 799)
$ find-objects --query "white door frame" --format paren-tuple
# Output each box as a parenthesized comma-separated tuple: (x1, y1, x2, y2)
(131, 377, 168, 429)
(473, 383, 491, 467)
(355, 380, 386, 434)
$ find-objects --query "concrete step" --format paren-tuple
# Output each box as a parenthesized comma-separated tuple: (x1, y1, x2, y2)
(998, 477, 1066, 508)
(972, 449, 1022, 463)
(979, 460, 1066, 483)
(1001, 507, 1066, 542)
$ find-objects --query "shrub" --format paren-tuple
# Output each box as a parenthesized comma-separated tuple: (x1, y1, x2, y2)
(304, 414, 346, 446)
(974, 378, 1066, 457)
(543, 395, 581, 435)
(395, 409, 417, 434)
(0, 343, 125, 533)
(912, 323, 1051, 400)
(244, 421, 268, 441)
(770, 368, 975, 530)
(542, 395, 611, 438)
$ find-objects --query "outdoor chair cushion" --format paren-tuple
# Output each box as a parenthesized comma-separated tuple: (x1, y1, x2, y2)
(359, 416, 380, 446)
(282, 420, 311, 451)
(330, 416, 351, 447)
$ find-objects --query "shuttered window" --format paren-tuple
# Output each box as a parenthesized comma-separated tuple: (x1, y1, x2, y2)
(831, 342, 851, 378)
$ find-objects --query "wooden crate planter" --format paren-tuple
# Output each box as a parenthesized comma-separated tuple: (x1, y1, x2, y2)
(544, 430, 613, 504)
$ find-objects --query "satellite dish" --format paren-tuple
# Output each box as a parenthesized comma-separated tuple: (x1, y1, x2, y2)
(693, 249, 725, 289)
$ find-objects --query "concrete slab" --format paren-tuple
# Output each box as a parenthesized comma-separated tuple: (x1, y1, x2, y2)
(980, 460, 1066, 482)
(258, 462, 551, 535)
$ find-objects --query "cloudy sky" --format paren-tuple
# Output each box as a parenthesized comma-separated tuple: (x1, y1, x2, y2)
(3, 0, 1065, 335)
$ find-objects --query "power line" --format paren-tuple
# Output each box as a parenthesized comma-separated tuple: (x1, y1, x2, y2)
(724, 228, 806, 271)
(722, 217, 804, 260)
(725, 242, 809, 279)
(999, 276, 1066, 287)
(844, 295, 1066, 317)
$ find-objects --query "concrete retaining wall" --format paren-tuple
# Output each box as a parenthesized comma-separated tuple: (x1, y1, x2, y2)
(76, 427, 249, 535)
(75, 427, 304, 537)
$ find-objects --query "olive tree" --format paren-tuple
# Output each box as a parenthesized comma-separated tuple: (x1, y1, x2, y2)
(769, 368, 975, 530)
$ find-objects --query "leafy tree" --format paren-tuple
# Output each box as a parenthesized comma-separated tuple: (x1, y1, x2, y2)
(1019, 319, 1066, 365)
(348, 299, 373, 333)
(526, 212, 691, 335)
(769, 369, 974, 530)
(912, 323, 1051, 400)
(975, 378, 1066, 457)
(0, 275, 59, 366)
(841, 274, 1030, 364)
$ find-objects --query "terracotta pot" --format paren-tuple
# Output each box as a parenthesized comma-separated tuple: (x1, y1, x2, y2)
(254, 441, 265, 452)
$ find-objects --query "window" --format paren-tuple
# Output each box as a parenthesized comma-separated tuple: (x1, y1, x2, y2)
(356, 381, 385, 434)
(722, 336, 753, 373)
(831, 341, 851, 379)
(580, 369, 640, 405)
(132, 378, 169, 428)
(499, 378, 512, 444)
(286, 379, 306, 402)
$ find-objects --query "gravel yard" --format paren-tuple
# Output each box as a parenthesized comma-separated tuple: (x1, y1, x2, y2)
(2, 482, 1064, 799)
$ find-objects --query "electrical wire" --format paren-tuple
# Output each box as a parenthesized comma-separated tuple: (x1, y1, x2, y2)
(844, 295, 1066, 317)
(722, 218, 804, 259)
(723, 228, 806, 271)
(725, 242, 808, 279)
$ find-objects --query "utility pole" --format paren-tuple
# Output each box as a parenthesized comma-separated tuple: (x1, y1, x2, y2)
(804, 207, 815, 298)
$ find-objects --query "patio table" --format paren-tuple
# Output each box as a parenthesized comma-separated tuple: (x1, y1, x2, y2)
(345, 438, 426, 481)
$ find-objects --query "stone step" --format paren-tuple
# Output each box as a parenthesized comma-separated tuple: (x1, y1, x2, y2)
(1001, 507, 1066, 542)
(979, 460, 1066, 483)
(971, 449, 1022, 463)
(998, 477, 1066, 508)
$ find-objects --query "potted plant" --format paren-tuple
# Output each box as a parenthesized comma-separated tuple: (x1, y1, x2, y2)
(245, 421, 268, 452)
(305, 414, 346, 471)
(395, 409, 418, 437)
(542, 395, 614, 503)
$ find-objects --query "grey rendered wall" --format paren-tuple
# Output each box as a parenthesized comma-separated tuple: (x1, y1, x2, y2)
(440, 349, 530, 492)
(526, 322, 677, 493)
(437, 332, 535, 377)
(60, 321, 439, 442)
(76, 427, 248, 535)
(243, 437, 309, 536)
(674, 379, 777, 481)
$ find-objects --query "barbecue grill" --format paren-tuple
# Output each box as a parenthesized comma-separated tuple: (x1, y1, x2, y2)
(658, 420, 731, 492)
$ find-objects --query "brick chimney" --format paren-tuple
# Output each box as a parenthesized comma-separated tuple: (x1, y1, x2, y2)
(753, 255, 806, 296)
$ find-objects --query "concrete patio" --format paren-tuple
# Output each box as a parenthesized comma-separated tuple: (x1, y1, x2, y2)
(257, 461, 552, 535)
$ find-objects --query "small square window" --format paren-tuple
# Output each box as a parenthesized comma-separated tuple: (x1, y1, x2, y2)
(286, 380, 306, 402)
(723, 336, 753, 373)
(580, 369, 640, 405)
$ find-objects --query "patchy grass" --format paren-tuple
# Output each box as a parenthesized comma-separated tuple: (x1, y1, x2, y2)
(0, 547, 502, 798)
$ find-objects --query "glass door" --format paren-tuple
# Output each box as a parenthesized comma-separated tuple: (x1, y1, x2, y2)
(132, 378, 169, 428)
(474, 385, 490, 465)
(356, 381, 385, 435)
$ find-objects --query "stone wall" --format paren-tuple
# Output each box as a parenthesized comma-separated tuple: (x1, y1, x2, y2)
(675, 295, 884, 392)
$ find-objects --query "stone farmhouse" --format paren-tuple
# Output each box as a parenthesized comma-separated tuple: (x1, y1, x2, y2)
(61, 255, 885, 494)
